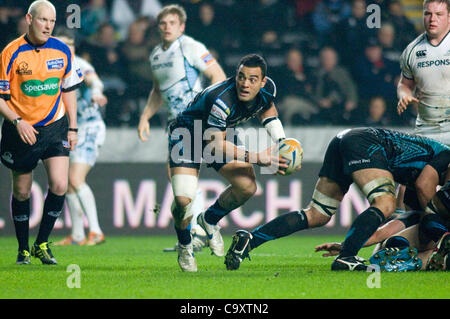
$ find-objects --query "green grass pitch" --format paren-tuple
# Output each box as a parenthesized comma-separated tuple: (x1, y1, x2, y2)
(1, 235, 448, 299)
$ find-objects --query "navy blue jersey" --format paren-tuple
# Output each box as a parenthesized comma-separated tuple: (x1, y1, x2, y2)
(341, 128, 450, 187)
(174, 76, 277, 131)
(320, 127, 450, 194)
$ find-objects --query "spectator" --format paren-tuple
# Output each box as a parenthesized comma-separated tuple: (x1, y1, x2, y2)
(377, 22, 403, 63)
(110, 0, 162, 40)
(79, 0, 109, 39)
(363, 96, 391, 126)
(352, 38, 399, 106)
(276, 47, 318, 124)
(294, 0, 320, 29)
(385, 0, 417, 50)
(312, 0, 351, 45)
(119, 20, 152, 94)
(187, 2, 226, 54)
(313, 46, 358, 124)
(0, 5, 17, 48)
(79, 22, 123, 79)
(79, 22, 127, 126)
(240, 0, 290, 50)
(335, 0, 377, 68)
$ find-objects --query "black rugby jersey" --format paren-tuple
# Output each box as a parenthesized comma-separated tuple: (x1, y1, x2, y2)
(173, 76, 277, 131)
(340, 128, 450, 187)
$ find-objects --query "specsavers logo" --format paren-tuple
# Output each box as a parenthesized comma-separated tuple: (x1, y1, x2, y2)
(20, 77, 60, 97)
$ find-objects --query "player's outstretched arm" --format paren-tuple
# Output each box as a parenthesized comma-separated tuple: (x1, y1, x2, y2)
(62, 90, 78, 151)
(0, 98, 38, 145)
(203, 63, 226, 85)
(259, 103, 286, 143)
(397, 74, 418, 115)
(138, 84, 163, 142)
(84, 72, 107, 107)
(315, 242, 342, 257)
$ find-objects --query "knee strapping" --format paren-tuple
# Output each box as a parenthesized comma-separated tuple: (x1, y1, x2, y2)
(311, 189, 341, 217)
(171, 174, 198, 228)
(361, 177, 396, 203)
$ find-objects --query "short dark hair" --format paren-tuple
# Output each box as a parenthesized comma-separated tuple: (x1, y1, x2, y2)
(423, 0, 450, 12)
(237, 54, 267, 78)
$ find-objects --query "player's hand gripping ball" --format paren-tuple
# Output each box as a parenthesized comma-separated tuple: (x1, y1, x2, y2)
(278, 138, 303, 175)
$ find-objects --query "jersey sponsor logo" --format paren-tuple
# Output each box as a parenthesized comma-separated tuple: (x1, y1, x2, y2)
(20, 77, 60, 97)
(201, 52, 215, 65)
(348, 159, 371, 166)
(152, 62, 173, 70)
(46, 58, 65, 70)
(211, 103, 228, 120)
(15, 61, 33, 75)
(417, 59, 450, 68)
(415, 50, 427, 58)
(0, 80, 9, 92)
(76, 68, 83, 79)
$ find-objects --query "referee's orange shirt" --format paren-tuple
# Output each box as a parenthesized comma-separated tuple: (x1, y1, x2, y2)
(0, 34, 83, 126)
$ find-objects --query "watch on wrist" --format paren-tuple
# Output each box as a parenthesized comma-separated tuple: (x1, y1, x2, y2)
(12, 117, 22, 127)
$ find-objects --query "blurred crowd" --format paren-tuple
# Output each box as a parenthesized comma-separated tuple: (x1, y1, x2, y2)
(0, 0, 422, 127)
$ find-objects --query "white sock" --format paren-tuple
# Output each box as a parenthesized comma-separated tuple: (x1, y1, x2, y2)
(66, 193, 85, 242)
(190, 188, 205, 227)
(77, 183, 103, 235)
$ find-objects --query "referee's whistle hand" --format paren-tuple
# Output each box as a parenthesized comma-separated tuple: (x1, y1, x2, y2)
(16, 121, 39, 145)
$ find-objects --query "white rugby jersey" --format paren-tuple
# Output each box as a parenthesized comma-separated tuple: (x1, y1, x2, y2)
(149, 35, 217, 120)
(400, 31, 450, 132)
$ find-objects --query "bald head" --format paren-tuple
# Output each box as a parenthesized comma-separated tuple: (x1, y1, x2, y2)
(26, 0, 56, 45)
(28, 0, 56, 17)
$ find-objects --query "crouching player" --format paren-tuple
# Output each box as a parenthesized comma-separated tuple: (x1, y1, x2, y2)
(225, 128, 450, 271)
(316, 182, 450, 271)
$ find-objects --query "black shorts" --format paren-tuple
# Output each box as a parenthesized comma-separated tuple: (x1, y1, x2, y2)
(318, 136, 354, 193)
(318, 129, 388, 193)
(0, 117, 70, 173)
(340, 128, 389, 175)
(168, 122, 244, 172)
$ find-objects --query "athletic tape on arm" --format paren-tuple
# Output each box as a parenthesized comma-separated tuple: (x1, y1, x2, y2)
(262, 117, 286, 142)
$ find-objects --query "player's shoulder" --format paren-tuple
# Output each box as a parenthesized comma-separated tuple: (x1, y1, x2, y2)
(74, 55, 94, 73)
(179, 34, 207, 51)
(1, 35, 26, 56)
(46, 36, 72, 53)
(261, 76, 277, 99)
(402, 33, 427, 56)
(149, 43, 162, 58)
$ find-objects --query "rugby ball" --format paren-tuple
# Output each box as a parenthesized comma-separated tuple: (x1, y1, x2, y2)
(278, 138, 303, 175)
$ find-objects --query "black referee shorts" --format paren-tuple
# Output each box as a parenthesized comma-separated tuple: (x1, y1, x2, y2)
(0, 117, 70, 173)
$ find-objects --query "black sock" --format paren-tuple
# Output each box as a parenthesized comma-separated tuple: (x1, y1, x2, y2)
(204, 200, 230, 225)
(340, 207, 385, 258)
(250, 210, 309, 250)
(36, 191, 65, 245)
(11, 197, 30, 251)
(419, 213, 448, 242)
(175, 225, 192, 245)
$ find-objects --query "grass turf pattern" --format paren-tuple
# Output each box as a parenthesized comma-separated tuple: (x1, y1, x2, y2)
(0, 236, 448, 299)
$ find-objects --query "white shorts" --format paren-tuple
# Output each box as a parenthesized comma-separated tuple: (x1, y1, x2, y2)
(70, 120, 106, 166)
